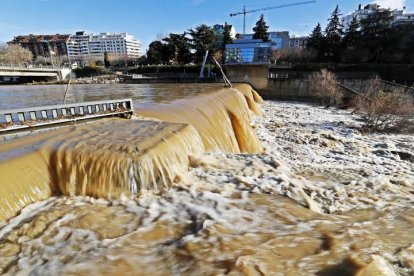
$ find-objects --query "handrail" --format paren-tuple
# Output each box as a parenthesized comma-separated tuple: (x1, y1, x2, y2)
(0, 63, 66, 70)
(336, 82, 373, 102)
(379, 79, 414, 91)
(0, 99, 134, 134)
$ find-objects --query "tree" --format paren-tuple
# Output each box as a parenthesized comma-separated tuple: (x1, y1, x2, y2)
(188, 24, 217, 63)
(215, 23, 233, 63)
(223, 22, 233, 47)
(325, 5, 343, 61)
(104, 51, 110, 67)
(341, 16, 363, 63)
(359, 9, 393, 63)
(342, 16, 360, 48)
(162, 33, 192, 64)
(146, 40, 173, 65)
(253, 14, 269, 41)
(137, 55, 149, 66)
(307, 23, 325, 59)
(307, 69, 343, 107)
(33, 56, 50, 65)
(0, 44, 33, 64)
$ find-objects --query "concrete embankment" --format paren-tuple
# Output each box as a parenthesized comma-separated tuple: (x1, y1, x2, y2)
(226, 64, 413, 101)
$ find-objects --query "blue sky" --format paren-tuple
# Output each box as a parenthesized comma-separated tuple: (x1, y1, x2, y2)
(0, 0, 412, 51)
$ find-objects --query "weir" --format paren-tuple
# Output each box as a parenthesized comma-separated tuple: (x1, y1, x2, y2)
(137, 83, 264, 153)
(0, 84, 264, 222)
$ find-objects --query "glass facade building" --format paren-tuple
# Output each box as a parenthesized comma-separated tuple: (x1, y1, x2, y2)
(225, 39, 271, 64)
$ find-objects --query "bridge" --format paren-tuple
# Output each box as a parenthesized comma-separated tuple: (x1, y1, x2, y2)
(0, 63, 72, 82)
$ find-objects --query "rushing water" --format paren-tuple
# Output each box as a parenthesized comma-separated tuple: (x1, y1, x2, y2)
(0, 83, 413, 275)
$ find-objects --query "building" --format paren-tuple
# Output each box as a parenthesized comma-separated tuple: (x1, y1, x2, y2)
(225, 39, 271, 64)
(213, 24, 236, 48)
(341, 4, 414, 30)
(392, 9, 414, 26)
(67, 31, 142, 63)
(269, 31, 290, 49)
(9, 34, 70, 59)
(289, 36, 308, 50)
(240, 31, 293, 50)
(66, 31, 91, 62)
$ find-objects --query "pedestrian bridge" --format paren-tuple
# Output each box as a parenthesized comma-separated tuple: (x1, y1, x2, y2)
(0, 63, 72, 81)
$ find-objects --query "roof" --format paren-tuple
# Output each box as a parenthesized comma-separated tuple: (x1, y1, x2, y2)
(10, 34, 71, 44)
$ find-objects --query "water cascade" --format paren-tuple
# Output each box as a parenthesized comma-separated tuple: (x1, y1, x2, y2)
(0, 85, 263, 222)
(137, 84, 264, 153)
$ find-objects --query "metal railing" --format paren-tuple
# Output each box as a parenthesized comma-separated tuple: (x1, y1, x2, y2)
(126, 73, 200, 79)
(0, 99, 134, 134)
(0, 63, 63, 70)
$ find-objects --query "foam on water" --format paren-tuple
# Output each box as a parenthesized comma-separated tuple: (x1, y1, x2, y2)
(1, 85, 413, 275)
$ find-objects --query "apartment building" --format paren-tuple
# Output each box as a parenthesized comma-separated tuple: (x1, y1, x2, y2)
(341, 4, 414, 30)
(67, 31, 142, 63)
(9, 34, 70, 59)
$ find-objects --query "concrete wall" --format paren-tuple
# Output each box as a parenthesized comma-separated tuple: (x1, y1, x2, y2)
(59, 68, 75, 80)
(225, 64, 269, 90)
(265, 78, 311, 100)
(225, 65, 397, 101)
(225, 65, 313, 100)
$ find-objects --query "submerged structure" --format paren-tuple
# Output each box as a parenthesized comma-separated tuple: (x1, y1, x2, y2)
(0, 84, 263, 222)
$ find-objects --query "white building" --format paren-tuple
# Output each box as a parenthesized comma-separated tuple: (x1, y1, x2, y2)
(392, 9, 414, 26)
(66, 31, 90, 61)
(341, 4, 414, 30)
(67, 31, 142, 63)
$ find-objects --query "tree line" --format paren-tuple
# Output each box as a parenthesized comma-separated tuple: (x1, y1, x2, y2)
(139, 23, 234, 65)
(307, 5, 414, 64)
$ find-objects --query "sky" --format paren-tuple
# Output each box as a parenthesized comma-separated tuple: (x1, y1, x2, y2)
(0, 0, 412, 51)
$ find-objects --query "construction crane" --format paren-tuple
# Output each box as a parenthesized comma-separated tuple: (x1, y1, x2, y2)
(230, 1, 317, 35)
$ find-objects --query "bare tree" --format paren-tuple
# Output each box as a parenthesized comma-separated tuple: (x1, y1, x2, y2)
(106, 53, 129, 67)
(0, 44, 33, 64)
(354, 78, 414, 132)
(272, 48, 317, 64)
(33, 56, 50, 65)
(55, 55, 69, 66)
(213, 50, 223, 63)
(307, 69, 343, 107)
(270, 49, 288, 64)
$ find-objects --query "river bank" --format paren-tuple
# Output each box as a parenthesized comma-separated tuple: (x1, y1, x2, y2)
(0, 95, 413, 275)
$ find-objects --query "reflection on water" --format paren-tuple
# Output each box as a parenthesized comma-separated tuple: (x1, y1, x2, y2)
(0, 83, 225, 110)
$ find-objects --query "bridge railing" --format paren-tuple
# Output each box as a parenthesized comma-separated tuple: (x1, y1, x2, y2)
(0, 63, 63, 70)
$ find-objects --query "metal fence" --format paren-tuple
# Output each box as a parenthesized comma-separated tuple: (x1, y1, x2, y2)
(0, 63, 64, 70)
(0, 99, 133, 134)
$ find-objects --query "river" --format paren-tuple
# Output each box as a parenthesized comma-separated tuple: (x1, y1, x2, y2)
(0, 83, 224, 110)
(0, 83, 413, 275)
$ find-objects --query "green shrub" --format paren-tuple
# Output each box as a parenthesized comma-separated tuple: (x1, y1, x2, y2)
(73, 66, 110, 78)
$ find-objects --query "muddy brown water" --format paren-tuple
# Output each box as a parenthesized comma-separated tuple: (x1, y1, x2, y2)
(0, 83, 413, 275)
